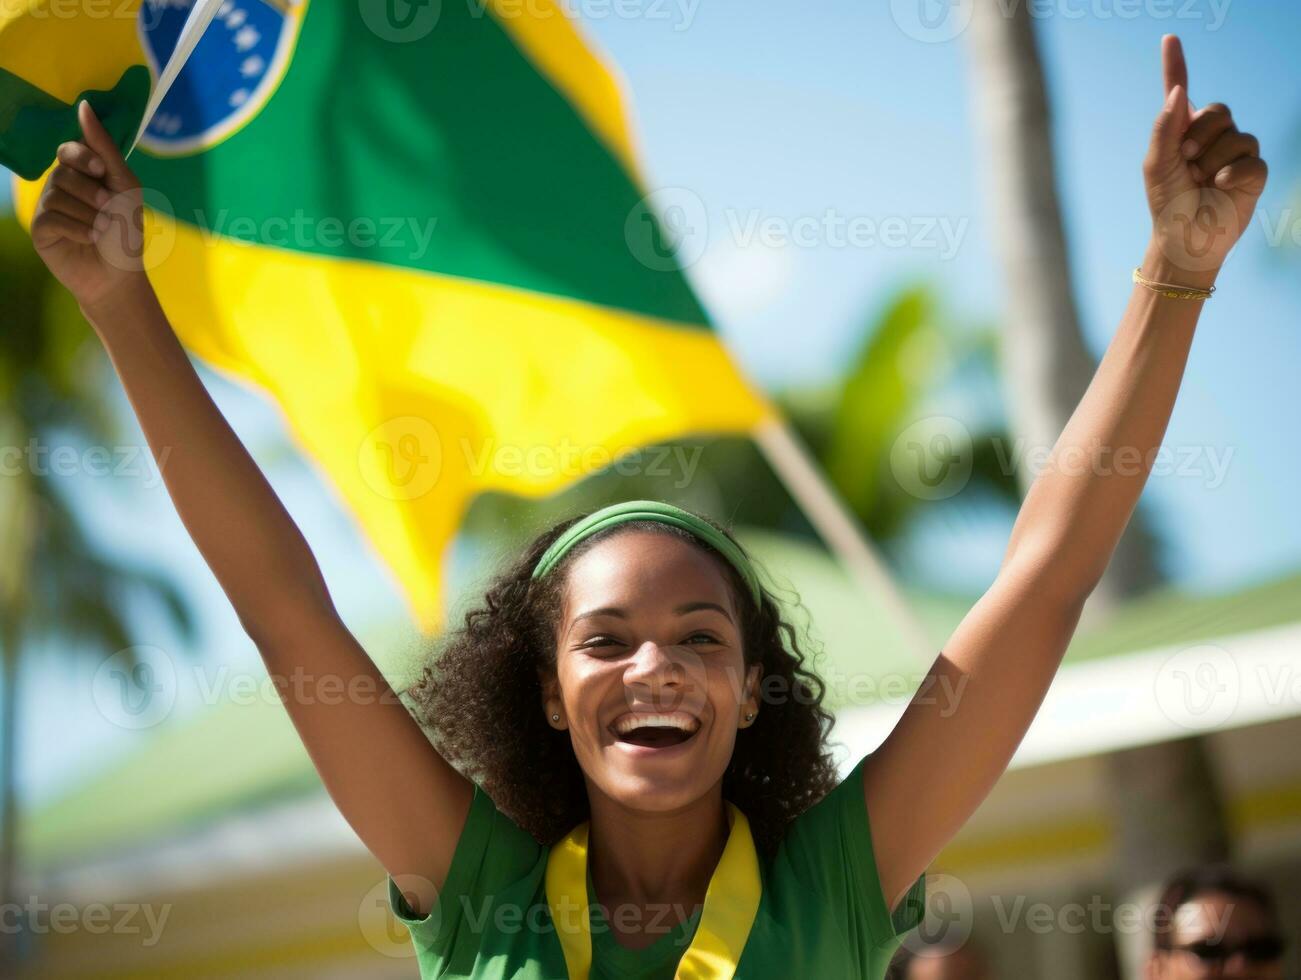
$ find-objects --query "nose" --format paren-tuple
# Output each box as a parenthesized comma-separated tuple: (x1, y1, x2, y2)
(623, 641, 691, 708)
(624, 640, 683, 683)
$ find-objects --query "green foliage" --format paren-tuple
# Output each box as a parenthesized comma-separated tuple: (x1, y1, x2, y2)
(821, 283, 1018, 540)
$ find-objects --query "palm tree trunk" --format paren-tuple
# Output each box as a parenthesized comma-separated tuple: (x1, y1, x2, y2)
(0, 413, 33, 971)
(964, 0, 1163, 610)
(963, 4, 1228, 977)
(0, 621, 19, 972)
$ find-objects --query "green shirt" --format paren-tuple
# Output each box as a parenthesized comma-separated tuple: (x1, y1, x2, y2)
(388, 754, 926, 978)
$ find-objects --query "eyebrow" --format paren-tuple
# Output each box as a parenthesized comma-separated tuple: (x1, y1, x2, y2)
(570, 601, 733, 626)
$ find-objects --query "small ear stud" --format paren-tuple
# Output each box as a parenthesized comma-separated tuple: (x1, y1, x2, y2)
(551, 713, 560, 722)
(744, 712, 755, 721)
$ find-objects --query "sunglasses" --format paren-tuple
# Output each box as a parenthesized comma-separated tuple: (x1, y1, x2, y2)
(1170, 934, 1286, 964)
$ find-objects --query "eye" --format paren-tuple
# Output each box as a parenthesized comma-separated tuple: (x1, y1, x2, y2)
(686, 632, 722, 645)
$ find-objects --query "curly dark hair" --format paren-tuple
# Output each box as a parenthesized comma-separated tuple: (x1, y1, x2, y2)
(406, 506, 841, 857)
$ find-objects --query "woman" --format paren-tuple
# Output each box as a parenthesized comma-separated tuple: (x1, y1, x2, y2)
(28, 33, 1266, 980)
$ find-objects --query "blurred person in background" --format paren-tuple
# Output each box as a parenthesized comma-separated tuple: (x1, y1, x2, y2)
(1146, 865, 1287, 980)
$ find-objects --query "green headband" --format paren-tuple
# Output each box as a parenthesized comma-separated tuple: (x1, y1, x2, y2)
(530, 500, 763, 606)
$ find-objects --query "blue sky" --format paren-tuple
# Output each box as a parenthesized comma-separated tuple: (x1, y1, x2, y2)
(6, 1, 1301, 807)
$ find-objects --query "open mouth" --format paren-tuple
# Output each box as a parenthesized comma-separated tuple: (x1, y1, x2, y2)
(614, 728, 697, 749)
(610, 711, 700, 749)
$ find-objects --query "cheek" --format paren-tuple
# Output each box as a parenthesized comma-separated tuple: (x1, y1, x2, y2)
(691, 665, 745, 739)
(557, 657, 614, 719)
(706, 657, 752, 706)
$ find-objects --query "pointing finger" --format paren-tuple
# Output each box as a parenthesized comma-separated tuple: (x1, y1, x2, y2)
(1162, 34, 1186, 97)
(1161, 34, 1196, 114)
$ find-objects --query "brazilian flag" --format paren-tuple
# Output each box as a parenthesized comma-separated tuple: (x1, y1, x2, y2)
(2, 0, 775, 630)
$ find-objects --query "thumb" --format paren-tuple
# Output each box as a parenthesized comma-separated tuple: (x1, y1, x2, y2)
(77, 100, 138, 191)
(1148, 83, 1191, 173)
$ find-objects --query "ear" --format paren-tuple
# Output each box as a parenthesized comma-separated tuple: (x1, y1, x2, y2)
(739, 662, 763, 729)
(538, 665, 567, 730)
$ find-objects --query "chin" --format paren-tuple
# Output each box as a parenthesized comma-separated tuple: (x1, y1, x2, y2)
(591, 733, 727, 811)
(610, 776, 700, 812)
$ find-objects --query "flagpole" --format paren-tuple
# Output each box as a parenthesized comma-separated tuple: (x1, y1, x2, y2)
(751, 416, 935, 664)
(130, 0, 227, 151)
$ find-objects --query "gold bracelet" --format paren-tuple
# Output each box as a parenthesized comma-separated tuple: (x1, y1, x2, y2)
(1132, 266, 1215, 300)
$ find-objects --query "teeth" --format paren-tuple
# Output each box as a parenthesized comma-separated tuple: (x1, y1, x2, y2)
(612, 712, 700, 735)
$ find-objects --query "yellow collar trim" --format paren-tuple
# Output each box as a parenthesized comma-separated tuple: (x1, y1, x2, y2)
(545, 801, 762, 980)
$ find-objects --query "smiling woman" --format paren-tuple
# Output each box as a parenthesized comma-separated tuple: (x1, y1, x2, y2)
(415, 502, 841, 854)
(398, 499, 927, 977)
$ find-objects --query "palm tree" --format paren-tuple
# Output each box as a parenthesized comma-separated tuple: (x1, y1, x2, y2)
(963, 6, 1228, 978)
(816, 282, 1019, 544)
(0, 216, 195, 968)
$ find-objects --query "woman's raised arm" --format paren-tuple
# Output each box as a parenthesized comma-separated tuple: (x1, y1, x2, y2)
(861, 34, 1268, 910)
(30, 101, 471, 917)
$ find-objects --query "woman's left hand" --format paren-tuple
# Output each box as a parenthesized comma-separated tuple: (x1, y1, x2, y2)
(1144, 34, 1268, 276)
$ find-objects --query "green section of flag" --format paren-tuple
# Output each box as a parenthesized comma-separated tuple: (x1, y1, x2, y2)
(131, 1, 710, 327)
(0, 64, 150, 180)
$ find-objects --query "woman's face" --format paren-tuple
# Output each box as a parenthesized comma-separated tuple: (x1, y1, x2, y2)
(541, 530, 762, 813)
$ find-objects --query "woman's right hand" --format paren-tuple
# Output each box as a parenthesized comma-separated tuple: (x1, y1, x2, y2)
(30, 99, 151, 317)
